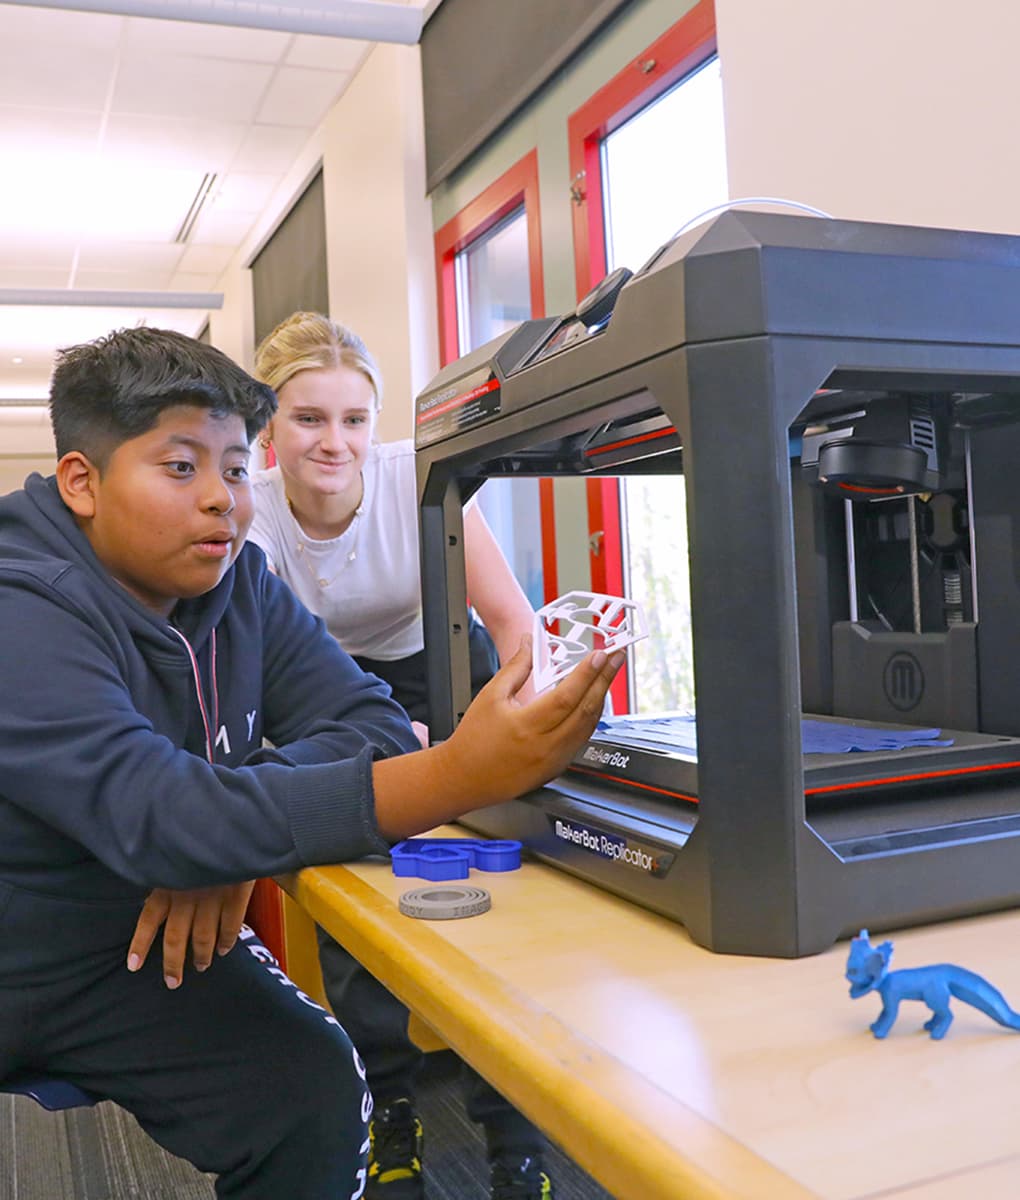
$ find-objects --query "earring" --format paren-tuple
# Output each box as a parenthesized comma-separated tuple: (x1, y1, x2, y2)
(258, 435, 271, 450)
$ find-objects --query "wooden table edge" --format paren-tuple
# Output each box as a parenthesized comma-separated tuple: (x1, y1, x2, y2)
(278, 865, 818, 1200)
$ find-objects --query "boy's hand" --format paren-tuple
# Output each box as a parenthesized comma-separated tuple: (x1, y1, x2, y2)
(127, 881, 255, 989)
(441, 636, 622, 807)
(372, 637, 622, 840)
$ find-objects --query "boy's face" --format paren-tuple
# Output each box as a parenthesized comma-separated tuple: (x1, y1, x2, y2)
(64, 405, 254, 617)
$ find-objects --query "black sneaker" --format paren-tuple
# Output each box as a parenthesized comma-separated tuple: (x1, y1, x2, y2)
(490, 1154, 553, 1199)
(366, 1099, 424, 1199)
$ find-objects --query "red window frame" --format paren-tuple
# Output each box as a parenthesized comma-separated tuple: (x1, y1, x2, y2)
(433, 149, 559, 601)
(568, 0, 718, 300)
(567, 0, 718, 712)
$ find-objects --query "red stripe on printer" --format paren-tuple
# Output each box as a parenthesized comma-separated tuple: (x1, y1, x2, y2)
(568, 765, 698, 804)
(572, 757, 1020, 801)
(805, 759, 1020, 795)
(584, 426, 678, 457)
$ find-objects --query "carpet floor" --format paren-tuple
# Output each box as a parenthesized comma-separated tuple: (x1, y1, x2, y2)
(1, 1051, 616, 1199)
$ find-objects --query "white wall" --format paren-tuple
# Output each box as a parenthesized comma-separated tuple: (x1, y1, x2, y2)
(716, 0, 1020, 234)
(321, 43, 437, 442)
(0, 406, 56, 495)
(209, 43, 436, 443)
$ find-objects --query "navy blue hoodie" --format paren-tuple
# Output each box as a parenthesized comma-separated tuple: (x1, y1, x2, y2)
(0, 474, 420, 982)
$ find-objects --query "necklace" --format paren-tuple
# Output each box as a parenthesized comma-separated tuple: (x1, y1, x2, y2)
(289, 484, 365, 591)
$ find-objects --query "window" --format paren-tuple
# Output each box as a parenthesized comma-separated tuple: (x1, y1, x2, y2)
(601, 56, 728, 275)
(455, 206, 531, 356)
(568, 0, 725, 712)
(434, 151, 552, 608)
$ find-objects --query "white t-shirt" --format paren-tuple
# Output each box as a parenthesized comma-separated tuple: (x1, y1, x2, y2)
(248, 441, 423, 660)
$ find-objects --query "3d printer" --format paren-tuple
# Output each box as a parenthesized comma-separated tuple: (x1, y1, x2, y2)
(414, 211, 1020, 958)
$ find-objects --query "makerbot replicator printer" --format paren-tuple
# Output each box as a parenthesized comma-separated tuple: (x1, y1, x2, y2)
(414, 210, 1020, 958)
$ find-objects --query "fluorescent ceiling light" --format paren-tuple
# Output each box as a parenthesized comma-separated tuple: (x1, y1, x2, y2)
(0, 290, 222, 309)
(0, 158, 212, 243)
(4, 0, 424, 43)
(0, 306, 211, 353)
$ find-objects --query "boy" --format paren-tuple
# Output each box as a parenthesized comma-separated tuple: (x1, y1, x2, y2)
(0, 328, 621, 1199)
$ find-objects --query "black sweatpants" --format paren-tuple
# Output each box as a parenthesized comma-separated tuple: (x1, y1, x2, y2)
(317, 929, 541, 1161)
(0, 926, 371, 1199)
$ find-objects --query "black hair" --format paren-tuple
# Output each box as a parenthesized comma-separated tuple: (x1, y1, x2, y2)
(49, 327, 277, 468)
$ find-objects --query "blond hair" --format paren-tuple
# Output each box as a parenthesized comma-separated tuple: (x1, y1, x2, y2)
(254, 312, 383, 409)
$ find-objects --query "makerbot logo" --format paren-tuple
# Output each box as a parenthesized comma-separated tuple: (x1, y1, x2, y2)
(883, 651, 924, 711)
(550, 817, 673, 876)
(581, 745, 631, 770)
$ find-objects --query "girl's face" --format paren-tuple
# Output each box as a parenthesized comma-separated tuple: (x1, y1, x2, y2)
(271, 365, 377, 502)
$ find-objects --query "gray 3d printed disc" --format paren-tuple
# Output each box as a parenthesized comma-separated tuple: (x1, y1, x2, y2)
(398, 885, 491, 920)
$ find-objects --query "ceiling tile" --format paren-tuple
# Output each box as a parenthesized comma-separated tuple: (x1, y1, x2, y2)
(102, 114, 246, 170)
(0, 238, 77, 269)
(0, 39, 116, 110)
(232, 123, 311, 173)
(0, 4, 123, 47)
(123, 15, 290, 63)
(75, 241, 186, 273)
(0, 3, 382, 401)
(0, 105, 103, 156)
(0, 267, 71, 289)
(113, 53, 275, 123)
(213, 172, 280, 214)
(169, 269, 222, 292)
(286, 35, 370, 72)
(178, 243, 237, 275)
(73, 267, 177, 291)
(4, 164, 209, 243)
(256, 66, 350, 128)
(189, 207, 260, 246)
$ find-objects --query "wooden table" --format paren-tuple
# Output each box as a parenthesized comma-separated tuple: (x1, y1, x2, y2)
(279, 831, 1020, 1200)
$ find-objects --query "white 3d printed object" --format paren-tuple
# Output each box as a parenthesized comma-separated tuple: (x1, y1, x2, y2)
(532, 590, 648, 693)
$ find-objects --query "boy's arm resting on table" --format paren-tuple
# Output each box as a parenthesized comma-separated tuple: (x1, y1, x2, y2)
(372, 638, 622, 839)
(131, 637, 615, 987)
(463, 503, 537, 703)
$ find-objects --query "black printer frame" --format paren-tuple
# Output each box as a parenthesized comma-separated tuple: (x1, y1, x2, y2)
(415, 213, 1020, 958)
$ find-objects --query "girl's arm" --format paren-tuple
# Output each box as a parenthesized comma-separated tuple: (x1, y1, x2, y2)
(463, 502, 537, 702)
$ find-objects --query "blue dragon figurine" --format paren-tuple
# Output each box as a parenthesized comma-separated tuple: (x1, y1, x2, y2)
(845, 929, 1020, 1039)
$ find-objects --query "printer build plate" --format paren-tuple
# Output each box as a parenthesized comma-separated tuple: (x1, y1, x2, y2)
(567, 712, 1020, 807)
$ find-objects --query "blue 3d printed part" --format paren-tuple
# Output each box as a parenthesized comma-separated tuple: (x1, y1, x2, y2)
(845, 929, 1020, 1039)
(390, 838, 522, 882)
